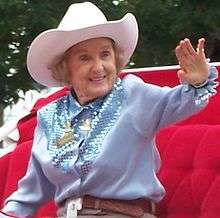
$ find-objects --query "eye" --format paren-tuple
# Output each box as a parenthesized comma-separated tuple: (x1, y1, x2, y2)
(101, 50, 111, 58)
(79, 54, 89, 62)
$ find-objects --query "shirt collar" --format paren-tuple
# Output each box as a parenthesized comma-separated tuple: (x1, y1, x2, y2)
(68, 89, 104, 118)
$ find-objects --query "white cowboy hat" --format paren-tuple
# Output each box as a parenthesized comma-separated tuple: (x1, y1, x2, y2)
(27, 1, 138, 87)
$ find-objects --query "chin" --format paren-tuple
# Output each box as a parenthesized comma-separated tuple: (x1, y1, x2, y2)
(91, 88, 111, 99)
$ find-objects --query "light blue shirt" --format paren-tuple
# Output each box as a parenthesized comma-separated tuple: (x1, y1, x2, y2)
(2, 67, 218, 217)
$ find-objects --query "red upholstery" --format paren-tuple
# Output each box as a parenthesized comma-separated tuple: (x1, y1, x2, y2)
(156, 125, 220, 218)
(0, 66, 219, 218)
(0, 154, 10, 204)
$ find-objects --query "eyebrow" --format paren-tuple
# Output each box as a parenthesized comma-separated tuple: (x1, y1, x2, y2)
(64, 49, 87, 59)
(74, 49, 88, 54)
(100, 45, 112, 50)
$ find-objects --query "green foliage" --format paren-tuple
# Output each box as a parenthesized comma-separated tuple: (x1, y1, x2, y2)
(132, 0, 220, 67)
(0, 0, 220, 106)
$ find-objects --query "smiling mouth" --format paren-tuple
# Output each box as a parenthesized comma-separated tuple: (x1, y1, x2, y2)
(89, 76, 106, 83)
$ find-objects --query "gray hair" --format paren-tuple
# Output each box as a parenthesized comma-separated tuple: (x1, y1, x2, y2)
(50, 54, 70, 86)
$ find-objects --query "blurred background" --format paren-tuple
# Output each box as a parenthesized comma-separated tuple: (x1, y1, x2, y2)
(0, 0, 220, 149)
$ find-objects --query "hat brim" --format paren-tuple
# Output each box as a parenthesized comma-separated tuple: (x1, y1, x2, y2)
(27, 13, 138, 87)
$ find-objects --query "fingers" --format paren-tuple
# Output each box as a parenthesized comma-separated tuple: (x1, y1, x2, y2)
(175, 42, 189, 70)
(180, 38, 197, 58)
(179, 39, 195, 58)
(175, 45, 183, 62)
(196, 38, 206, 59)
(184, 38, 196, 56)
(176, 38, 206, 64)
(197, 38, 205, 53)
(175, 39, 193, 65)
(175, 45, 185, 70)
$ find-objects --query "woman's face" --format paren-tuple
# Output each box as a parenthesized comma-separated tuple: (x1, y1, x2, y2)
(65, 37, 118, 105)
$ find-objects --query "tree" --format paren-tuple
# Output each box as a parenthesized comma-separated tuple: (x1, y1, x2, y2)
(131, 0, 220, 67)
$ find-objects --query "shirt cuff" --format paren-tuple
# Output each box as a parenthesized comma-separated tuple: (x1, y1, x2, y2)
(183, 66, 219, 106)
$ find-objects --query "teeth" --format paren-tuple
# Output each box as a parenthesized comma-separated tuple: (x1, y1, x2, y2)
(91, 77, 104, 81)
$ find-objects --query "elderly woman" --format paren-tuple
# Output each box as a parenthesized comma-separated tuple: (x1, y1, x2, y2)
(0, 2, 218, 218)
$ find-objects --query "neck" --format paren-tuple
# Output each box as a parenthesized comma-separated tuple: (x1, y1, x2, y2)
(78, 97, 95, 106)
(71, 89, 98, 106)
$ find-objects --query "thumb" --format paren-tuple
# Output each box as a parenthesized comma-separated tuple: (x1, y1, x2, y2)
(177, 69, 187, 83)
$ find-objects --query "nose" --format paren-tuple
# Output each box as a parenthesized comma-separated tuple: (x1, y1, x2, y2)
(91, 58, 104, 74)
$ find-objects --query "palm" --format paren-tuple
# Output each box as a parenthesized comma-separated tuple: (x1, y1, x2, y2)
(175, 38, 209, 86)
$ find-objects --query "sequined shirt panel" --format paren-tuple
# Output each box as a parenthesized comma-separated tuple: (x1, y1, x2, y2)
(38, 79, 124, 176)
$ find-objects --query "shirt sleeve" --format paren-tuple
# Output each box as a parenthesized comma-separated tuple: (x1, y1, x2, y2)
(157, 66, 218, 129)
(1, 121, 55, 218)
(124, 66, 218, 138)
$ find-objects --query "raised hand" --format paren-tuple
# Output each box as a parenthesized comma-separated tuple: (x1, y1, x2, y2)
(175, 38, 209, 86)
